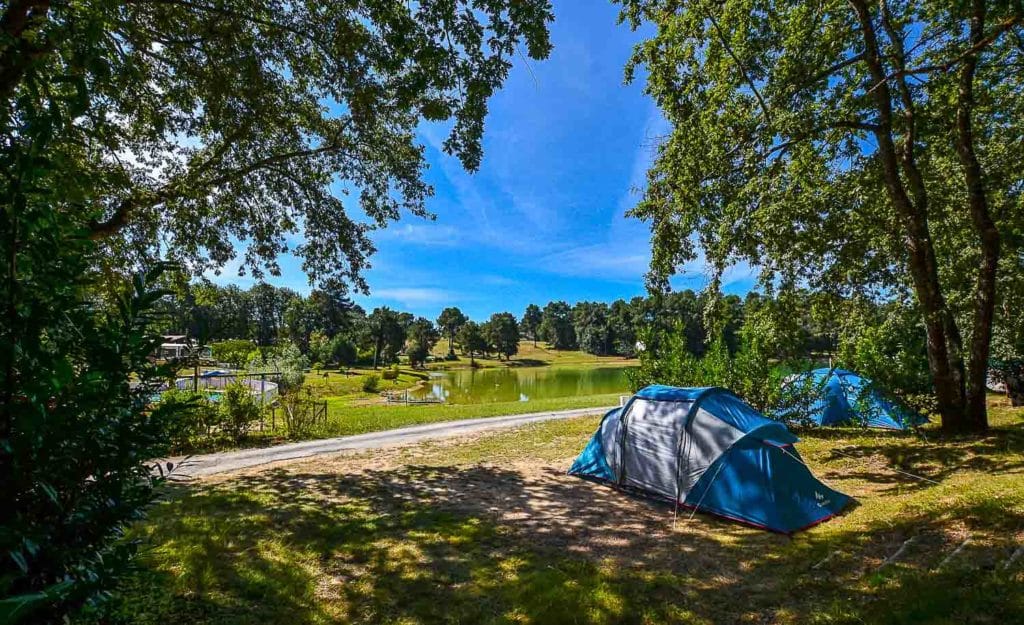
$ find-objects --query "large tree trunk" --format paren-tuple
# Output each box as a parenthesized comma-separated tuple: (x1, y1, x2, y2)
(955, 0, 999, 432)
(851, 0, 968, 428)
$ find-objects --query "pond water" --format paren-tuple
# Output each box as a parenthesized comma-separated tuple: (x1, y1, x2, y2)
(410, 365, 635, 404)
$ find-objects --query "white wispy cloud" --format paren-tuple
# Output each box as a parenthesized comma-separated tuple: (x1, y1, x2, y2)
(370, 287, 461, 307)
(373, 222, 463, 247)
(535, 243, 650, 281)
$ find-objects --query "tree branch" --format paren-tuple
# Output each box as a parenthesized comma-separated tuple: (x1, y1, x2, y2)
(707, 13, 772, 123)
(867, 11, 1023, 93)
(88, 132, 352, 239)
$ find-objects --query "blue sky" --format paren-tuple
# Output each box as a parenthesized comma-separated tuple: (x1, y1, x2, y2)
(210, 1, 757, 321)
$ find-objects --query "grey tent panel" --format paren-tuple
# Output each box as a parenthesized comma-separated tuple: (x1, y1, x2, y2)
(677, 407, 745, 495)
(600, 408, 624, 478)
(620, 398, 692, 498)
(617, 399, 746, 501)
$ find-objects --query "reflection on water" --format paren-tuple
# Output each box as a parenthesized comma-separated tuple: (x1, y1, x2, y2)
(410, 366, 634, 404)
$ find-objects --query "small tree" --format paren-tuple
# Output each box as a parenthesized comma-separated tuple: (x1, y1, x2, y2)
(456, 321, 487, 366)
(436, 307, 468, 358)
(407, 317, 440, 367)
(485, 313, 520, 361)
(259, 342, 309, 392)
(218, 381, 263, 442)
(521, 304, 543, 347)
(307, 330, 332, 366)
(327, 335, 358, 369)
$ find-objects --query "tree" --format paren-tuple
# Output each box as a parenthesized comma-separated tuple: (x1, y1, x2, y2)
(521, 304, 543, 346)
(540, 301, 577, 350)
(308, 289, 360, 338)
(0, 0, 554, 291)
(456, 321, 488, 366)
(249, 283, 288, 346)
(609, 299, 639, 357)
(187, 283, 251, 341)
(991, 260, 1024, 405)
(210, 339, 257, 369)
(282, 296, 324, 353)
(436, 307, 469, 357)
(307, 330, 332, 368)
(327, 335, 358, 369)
(619, 0, 1024, 431)
(367, 307, 406, 368)
(485, 313, 520, 360)
(573, 301, 612, 356)
(406, 317, 441, 368)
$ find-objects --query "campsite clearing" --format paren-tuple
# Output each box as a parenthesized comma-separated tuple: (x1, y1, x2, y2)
(90, 395, 1023, 624)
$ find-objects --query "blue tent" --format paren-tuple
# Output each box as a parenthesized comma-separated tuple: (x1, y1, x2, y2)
(779, 368, 926, 430)
(569, 385, 850, 534)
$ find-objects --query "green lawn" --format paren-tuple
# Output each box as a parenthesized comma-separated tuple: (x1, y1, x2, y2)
(87, 395, 1024, 624)
(428, 340, 637, 370)
(318, 393, 622, 437)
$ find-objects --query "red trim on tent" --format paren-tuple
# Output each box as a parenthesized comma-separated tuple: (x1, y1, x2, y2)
(791, 511, 841, 533)
(570, 469, 844, 535)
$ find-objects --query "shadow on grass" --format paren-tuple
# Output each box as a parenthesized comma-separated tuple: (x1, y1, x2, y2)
(94, 436, 1024, 625)
(796, 418, 1024, 494)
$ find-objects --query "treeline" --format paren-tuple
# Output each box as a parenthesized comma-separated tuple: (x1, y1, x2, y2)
(157, 282, 849, 367)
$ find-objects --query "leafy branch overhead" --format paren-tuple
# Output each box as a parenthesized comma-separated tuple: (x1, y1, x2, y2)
(0, 0, 554, 290)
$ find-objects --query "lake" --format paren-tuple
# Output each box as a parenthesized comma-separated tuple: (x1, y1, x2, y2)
(410, 365, 635, 404)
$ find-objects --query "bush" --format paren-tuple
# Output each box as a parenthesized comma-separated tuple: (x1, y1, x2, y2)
(217, 382, 263, 441)
(381, 365, 399, 381)
(278, 388, 323, 439)
(0, 254, 179, 622)
(362, 374, 381, 393)
(835, 301, 934, 413)
(630, 316, 802, 414)
(159, 388, 217, 452)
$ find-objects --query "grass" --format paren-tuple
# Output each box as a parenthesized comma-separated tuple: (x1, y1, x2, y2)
(87, 395, 1024, 624)
(318, 393, 622, 437)
(428, 340, 637, 370)
(302, 366, 427, 402)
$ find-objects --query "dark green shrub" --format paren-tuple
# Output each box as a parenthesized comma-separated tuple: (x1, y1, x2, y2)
(159, 388, 217, 452)
(0, 230, 179, 622)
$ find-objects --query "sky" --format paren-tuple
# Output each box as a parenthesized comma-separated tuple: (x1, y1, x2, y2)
(209, 1, 758, 321)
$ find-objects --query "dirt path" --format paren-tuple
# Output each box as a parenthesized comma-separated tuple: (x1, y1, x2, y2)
(167, 405, 613, 478)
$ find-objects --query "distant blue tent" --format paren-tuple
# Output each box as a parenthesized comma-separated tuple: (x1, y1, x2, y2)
(779, 368, 927, 430)
(569, 385, 850, 534)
